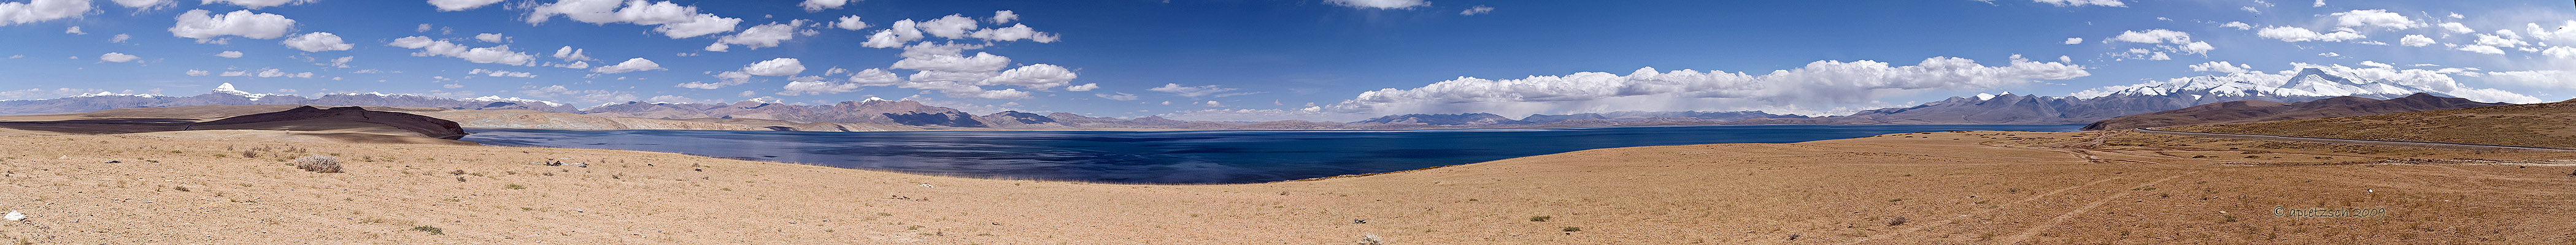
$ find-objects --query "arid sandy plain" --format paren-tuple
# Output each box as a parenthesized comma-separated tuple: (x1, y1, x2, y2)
(0, 109, 2571, 244)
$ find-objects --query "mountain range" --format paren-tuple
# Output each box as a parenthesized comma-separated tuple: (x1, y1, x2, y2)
(1727, 68, 2464, 125)
(2080, 92, 2509, 130)
(0, 68, 2507, 130)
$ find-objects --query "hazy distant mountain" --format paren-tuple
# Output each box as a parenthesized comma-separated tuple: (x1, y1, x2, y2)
(1353, 113, 1520, 126)
(975, 111, 1070, 129)
(1731, 68, 2459, 126)
(2082, 93, 2509, 130)
(580, 97, 989, 127)
(1521, 111, 1804, 124)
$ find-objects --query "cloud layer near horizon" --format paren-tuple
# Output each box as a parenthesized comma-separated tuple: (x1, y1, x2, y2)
(1319, 55, 2091, 117)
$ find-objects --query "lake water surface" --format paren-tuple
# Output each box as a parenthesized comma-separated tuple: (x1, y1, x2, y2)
(463, 124, 2083, 184)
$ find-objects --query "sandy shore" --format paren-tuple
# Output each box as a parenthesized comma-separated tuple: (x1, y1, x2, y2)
(0, 129, 2570, 244)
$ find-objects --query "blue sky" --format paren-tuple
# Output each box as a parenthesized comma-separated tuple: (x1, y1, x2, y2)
(1, 0, 2572, 121)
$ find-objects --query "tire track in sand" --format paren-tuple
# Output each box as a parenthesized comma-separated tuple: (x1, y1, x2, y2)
(1836, 175, 2135, 244)
(1992, 172, 2198, 244)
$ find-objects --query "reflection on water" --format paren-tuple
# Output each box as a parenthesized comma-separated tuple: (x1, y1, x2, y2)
(463, 124, 2084, 184)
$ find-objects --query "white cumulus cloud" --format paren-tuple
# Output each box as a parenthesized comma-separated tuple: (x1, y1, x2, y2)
(427, 0, 505, 11)
(968, 23, 1060, 42)
(98, 52, 138, 62)
(525, 0, 742, 39)
(215, 51, 243, 58)
(1460, 6, 1494, 15)
(2108, 29, 2213, 55)
(915, 14, 980, 39)
(111, 0, 172, 10)
(0, 0, 91, 26)
(780, 76, 862, 96)
(834, 15, 869, 30)
(469, 69, 536, 78)
(2032, 0, 2125, 7)
(202, 0, 314, 9)
(592, 58, 663, 74)
(2439, 22, 2473, 34)
(2255, 26, 2364, 42)
(280, 32, 352, 52)
(741, 58, 806, 76)
(552, 46, 591, 61)
(2111, 29, 2192, 43)
(1095, 92, 1138, 100)
(169, 9, 298, 43)
(1325, 0, 1429, 9)
(2398, 34, 2435, 47)
(981, 64, 1078, 89)
(2187, 61, 2253, 74)
(2219, 21, 2253, 30)
(716, 20, 806, 50)
(2456, 45, 2504, 55)
(2329, 9, 2422, 29)
(860, 19, 920, 48)
(387, 36, 538, 66)
(990, 10, 1016, 24)
(799, 0, 847, 12)
(1147, 83, 1240, 98)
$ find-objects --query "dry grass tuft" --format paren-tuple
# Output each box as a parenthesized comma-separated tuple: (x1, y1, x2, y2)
(292, 156, 341, 173)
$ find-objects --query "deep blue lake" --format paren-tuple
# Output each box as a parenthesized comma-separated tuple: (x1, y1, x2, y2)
(461, 124, 2083, 184)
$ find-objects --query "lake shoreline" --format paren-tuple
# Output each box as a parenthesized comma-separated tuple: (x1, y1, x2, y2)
(462, 124, 2089, 184)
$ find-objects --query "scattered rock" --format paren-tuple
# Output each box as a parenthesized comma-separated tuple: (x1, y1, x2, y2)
(1786, 233, 1800, 241)
(1352, 219, 1367, 224)
(104, 160, 120, 164)
(6, 211, 24, 221)
(534, 159, 590, 168)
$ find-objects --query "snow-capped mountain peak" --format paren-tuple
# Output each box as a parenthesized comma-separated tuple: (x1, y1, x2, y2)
(209, 83, 291, 101)
(2072, 68, 2445, 100)
(462, 96, 566, 107)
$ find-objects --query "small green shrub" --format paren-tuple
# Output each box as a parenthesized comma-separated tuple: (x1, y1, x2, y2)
(410, 225, 444, 235)
(1528, 216, 1551, 222)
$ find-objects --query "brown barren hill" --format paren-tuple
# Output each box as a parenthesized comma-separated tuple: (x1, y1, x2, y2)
(2084, 92, 2507, 130)
(2168, 96, 2576, 148)
(193, 105, 470, 140)
(411, 109, 769, 131)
